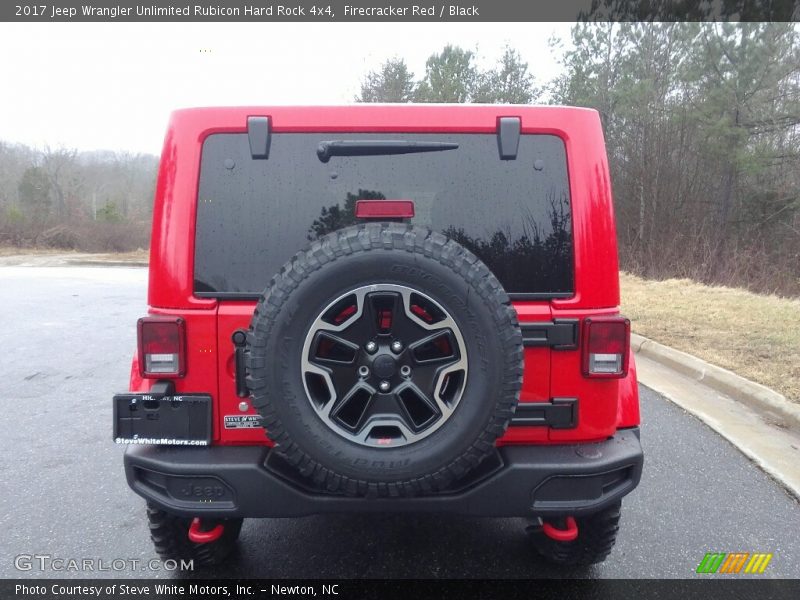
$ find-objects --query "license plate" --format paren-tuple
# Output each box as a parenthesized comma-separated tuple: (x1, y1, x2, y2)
(113, 393, 212, 445)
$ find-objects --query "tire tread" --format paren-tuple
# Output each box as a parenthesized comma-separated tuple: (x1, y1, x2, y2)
(146, 504, 242, 567)
(530, 503, 622, 566)
(246, 222, 523, 497)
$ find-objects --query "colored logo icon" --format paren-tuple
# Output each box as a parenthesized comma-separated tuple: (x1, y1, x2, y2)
(696, 552, 773, 574)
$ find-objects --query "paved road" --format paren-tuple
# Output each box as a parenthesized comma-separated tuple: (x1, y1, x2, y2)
(1, 266, 799, 579)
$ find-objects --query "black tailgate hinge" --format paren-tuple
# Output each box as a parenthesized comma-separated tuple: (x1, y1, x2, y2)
(247, 116, 271, 159)
(497, 116, 521, 160)
(520, 319, 579, 350)
(510, 398, 578, 429)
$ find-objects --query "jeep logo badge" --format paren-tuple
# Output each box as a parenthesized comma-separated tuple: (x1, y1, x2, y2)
(178, 483, 226, 499)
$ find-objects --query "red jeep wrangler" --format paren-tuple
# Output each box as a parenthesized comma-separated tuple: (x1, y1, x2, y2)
(114, 105, 643, 568)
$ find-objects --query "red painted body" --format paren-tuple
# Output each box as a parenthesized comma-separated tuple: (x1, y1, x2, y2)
(130, 105, 639, 447)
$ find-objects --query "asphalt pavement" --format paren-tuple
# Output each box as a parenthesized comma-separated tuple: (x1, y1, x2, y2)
(1, 265, 798, 579)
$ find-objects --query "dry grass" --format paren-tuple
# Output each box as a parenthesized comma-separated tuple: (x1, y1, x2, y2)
(84, 249, 149, 263)
(0, 247, 149, 262)
(0, 246, 68, 257)
(621, 273, 800, 402)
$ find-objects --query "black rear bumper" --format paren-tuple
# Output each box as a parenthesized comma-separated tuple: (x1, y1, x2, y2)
(124, 428, 642, 519)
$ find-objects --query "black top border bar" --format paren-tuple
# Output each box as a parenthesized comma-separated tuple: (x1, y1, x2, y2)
(2, 0, 799, 22)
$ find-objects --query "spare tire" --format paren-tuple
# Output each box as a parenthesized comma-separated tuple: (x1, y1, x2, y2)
(246, 222, 523, 497)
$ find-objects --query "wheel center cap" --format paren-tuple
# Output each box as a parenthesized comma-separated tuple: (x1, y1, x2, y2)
(372, 354, 397, 379)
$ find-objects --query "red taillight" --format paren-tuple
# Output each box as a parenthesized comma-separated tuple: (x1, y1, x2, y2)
(581, 316, 630, 378)
(137, 317, 186, 378)
(355, 200, 415, 219)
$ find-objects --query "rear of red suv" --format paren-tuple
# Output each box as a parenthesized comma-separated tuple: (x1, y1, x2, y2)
(114, 105, 643, 567)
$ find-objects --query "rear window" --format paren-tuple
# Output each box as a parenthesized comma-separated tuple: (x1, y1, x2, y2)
(194, 132, 573, 298)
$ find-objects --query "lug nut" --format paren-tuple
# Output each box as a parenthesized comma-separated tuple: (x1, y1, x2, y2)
(400, 365, 412, 378)
(379, 381, 391, 392)
(365, 341, 378, 354)
(358, 365, 370, 378)
(391, 340, 403, 353)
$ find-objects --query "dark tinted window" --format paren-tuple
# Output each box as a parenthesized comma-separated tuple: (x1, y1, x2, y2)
(194, 133, 573, 297)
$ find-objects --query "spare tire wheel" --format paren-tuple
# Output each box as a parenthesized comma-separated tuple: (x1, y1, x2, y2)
(246, 222, 523, 497)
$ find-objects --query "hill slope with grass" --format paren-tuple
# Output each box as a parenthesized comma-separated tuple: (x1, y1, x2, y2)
(621, 273, 799, 403)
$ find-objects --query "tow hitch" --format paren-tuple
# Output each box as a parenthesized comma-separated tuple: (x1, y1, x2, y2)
(188, 517, 225, 543)
(541, 516, 579, 542)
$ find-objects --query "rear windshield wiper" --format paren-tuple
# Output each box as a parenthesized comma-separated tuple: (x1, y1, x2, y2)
(317, 140, 459, 163)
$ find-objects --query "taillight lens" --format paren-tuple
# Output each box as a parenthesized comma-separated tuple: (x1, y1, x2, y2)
(137, 317, 186, 378)
(582, 316, 630, 378)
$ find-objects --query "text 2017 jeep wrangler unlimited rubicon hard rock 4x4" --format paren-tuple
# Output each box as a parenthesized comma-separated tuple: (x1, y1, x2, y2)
(114, 105, 643, 567)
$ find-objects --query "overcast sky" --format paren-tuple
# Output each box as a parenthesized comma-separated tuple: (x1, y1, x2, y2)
(0, 23, 574, 155)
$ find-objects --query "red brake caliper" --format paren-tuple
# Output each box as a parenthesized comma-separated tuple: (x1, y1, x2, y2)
(378, 309, 392, 332)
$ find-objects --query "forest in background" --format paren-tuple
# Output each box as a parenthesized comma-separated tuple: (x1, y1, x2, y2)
(0, 144, 156, 251)
(1, 23, 797, 295)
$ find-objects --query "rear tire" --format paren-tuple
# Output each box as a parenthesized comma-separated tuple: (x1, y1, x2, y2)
(246, 222, 523, 497)
(528, 503, 622, 566)
(146, 504, 243, 567)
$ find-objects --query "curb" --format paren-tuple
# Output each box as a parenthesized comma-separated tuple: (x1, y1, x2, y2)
(631, 333, 800, 433)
